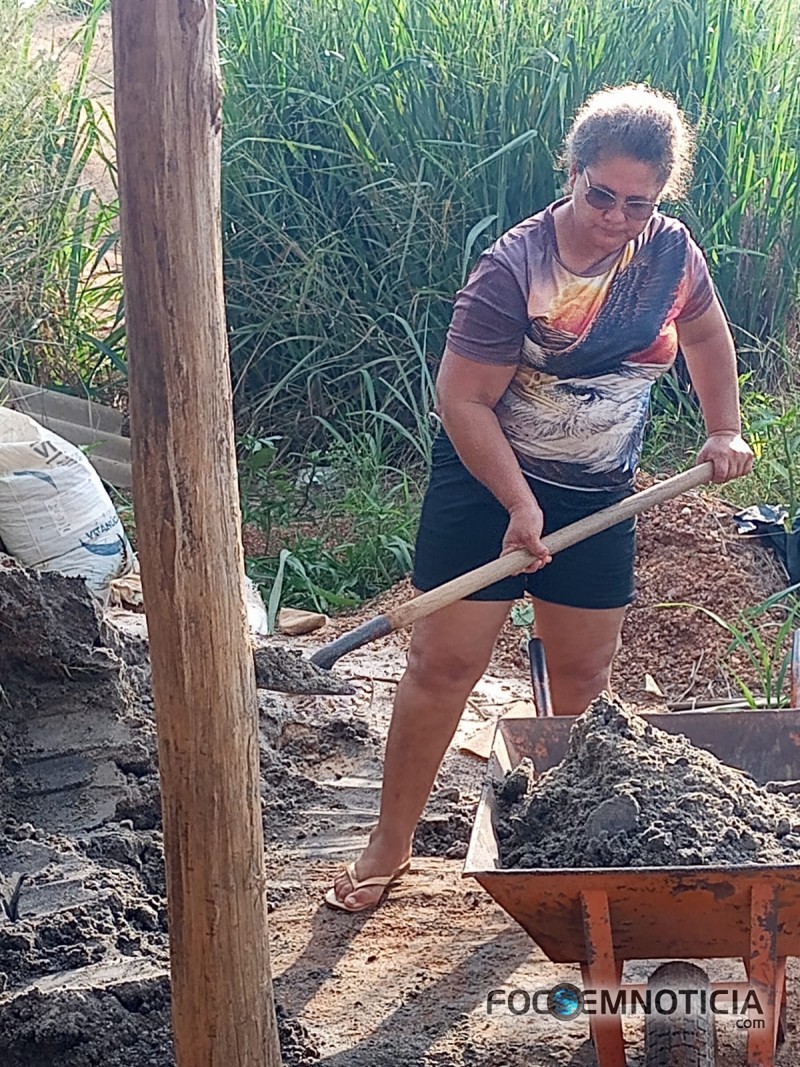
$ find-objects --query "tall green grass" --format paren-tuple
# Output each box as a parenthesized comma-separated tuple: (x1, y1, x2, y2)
(0, 0, 124, 398)
(220, 0, 800, 448)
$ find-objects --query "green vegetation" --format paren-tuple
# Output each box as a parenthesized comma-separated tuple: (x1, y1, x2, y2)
(659, 585, 800, 708)
(242, 425, 423, 620)
(219, 0, 800, 444)
(3, 0, 800, 635)
(55, 0, 108, 14)
(0, 0, 123, 399)
(736, 391, 800, 521)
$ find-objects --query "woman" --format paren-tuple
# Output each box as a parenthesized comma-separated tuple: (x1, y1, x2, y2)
(326, 84, 754, 912)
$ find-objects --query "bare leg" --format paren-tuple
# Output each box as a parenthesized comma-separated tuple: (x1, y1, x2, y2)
(531, 599, 627, 716)
(330, 596, 511, 909)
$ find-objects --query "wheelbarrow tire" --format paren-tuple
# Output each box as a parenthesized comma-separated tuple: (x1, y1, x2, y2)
(644, 961, 718, 1067)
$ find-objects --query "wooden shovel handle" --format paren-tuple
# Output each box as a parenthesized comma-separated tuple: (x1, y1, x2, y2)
(387, 462, 712, 629)
(309, 463, 712, 669)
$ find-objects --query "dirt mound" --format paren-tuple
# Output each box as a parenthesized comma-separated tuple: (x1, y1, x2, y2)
(0, 563, 326, 1066)
(495, 694, 800, 869)
(0, 978, 321, 1067)
(614, 482, 784, 704)
(0, 980, 175, 1067)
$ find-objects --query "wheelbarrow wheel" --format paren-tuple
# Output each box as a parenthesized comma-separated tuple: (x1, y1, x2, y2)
(644, 961, 718, 1067)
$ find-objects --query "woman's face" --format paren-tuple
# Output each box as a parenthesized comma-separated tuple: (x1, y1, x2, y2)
(569, 155, 664, 255)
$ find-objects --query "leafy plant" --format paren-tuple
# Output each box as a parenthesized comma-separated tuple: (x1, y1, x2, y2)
(243, 422, 424, 622)
(219, 0, 800, 454)
(658, 584, 800, 707)
(736, 394, 800, 527)
(237, 432, 303, 540)
(249, 536, 384, 623)
(642, 365, 706, 473)
(259, 545, 358, 632)
(0, 0, 123, 398)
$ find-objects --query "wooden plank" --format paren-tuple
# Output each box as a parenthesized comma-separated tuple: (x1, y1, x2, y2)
(0, 376, 124, 433)
(277, 607, 328, 635)
(0, 376, 132, 488)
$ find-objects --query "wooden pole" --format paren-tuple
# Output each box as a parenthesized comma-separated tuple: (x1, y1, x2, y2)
(111, 4, 282, 1065)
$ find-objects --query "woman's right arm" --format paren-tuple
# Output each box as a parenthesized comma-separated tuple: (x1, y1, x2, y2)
(436, 348, 551, 571)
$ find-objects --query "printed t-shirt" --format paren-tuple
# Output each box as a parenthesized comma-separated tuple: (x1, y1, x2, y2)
(445, 200, 714, 490)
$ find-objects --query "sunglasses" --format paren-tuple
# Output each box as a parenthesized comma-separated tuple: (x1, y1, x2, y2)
(583, 168, 659, 222)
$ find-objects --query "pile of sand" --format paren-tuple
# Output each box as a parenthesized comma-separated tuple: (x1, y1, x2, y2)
(494, 695, 800, 869)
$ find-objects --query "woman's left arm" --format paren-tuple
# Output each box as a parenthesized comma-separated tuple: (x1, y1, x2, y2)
(675, 296, 755, 484)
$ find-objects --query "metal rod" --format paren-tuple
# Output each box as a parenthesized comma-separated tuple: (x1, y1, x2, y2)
(528, 637, 554, 718)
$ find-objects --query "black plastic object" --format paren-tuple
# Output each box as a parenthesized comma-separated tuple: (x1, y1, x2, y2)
(733, 504, 800, 583)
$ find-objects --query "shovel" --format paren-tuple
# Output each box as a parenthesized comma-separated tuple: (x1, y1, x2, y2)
(308, 462, 714, 672)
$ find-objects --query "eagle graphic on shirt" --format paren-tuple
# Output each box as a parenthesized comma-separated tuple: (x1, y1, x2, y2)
(495, 222, 693, 489)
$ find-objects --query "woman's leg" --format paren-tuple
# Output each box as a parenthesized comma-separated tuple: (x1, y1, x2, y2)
(329, 595, 511, 909)
(531, 598, 627, 716)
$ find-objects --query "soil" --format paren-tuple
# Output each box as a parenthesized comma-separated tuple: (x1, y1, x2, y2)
(0, 559, 498, 1067)
(253, 645, 357, 696)
(494, 694, 800, 869)
(2, 479, 800, 1067)
(613, 477, 784, 705)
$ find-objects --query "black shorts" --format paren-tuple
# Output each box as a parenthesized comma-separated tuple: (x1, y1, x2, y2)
(411, 433, 636, 609)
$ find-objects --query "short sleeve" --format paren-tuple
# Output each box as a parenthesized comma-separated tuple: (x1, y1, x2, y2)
(677, 237, 715, 323)
(445, 253, 529, 365)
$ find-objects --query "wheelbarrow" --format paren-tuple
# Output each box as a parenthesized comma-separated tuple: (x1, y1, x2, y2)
(463, 634, 800, 1066)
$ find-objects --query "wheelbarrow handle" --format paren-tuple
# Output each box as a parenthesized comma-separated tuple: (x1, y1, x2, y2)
(310, 463, 713, 670)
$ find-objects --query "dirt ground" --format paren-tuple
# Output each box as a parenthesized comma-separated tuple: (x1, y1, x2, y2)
(1, 485, 799, 1066)
(8, 8, 798, 1065)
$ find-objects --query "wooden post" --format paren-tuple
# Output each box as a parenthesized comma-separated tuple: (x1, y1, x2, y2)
(111, 4, 282, 1065)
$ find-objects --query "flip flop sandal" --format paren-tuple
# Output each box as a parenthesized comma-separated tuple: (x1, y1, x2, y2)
(324, 860, 411, 913)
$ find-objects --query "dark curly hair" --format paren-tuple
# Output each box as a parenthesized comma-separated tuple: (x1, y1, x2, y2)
(562, 84, 696, 198)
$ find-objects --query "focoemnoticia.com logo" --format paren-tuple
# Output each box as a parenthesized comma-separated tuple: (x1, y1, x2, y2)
(487, 983, 765, 1024)
(547, 984, 583, 1020)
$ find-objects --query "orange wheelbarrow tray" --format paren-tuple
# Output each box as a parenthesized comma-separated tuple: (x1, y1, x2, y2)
(463, 708, 800, 1067)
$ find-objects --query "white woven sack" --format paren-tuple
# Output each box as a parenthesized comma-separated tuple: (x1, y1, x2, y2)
(0, 406, 133, 596)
